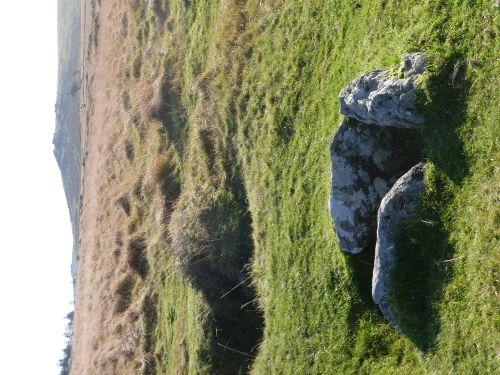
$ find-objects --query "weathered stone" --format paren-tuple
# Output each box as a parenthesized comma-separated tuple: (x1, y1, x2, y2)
(339, 53, 427, 128)
(372, 163, 425, 328)
(330, 120, 411, 254)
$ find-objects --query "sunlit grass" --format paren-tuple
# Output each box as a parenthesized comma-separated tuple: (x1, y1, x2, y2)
(110, 0, 499, 373)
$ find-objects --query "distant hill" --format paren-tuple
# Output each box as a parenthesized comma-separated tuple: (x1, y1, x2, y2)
(53, 0, 81, 285)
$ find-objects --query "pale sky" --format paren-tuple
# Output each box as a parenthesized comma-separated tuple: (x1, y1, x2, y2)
(0, 1, 74, 374)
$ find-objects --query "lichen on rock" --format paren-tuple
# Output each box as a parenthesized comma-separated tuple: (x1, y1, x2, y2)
(339, 53, 427, 128)
(330, 53, 427, 255)
(329, 119, 410, 253)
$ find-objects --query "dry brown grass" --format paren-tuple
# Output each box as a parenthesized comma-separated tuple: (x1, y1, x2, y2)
(72, 2, 167, 373)
(137, 79, 158, 121)
(73, 1, 260, 373)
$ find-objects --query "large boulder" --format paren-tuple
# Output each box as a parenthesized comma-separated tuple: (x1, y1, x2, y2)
(330, 120, 411, 254)
(339, 53, 427, 128)
(372, 163, 425, 328)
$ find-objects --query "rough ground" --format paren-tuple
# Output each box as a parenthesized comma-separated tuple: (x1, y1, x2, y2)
(72, 0, 131, 373)
(67, 1, 499, 374)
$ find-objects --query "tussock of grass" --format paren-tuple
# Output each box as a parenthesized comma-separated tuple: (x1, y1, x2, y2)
(133, 55, 142, 79)
(168, 190, 252, 299)
(141, 293, 158, 353)
(127, 234, 149, 278)
(115, 274, 136, 314)
(144, 149, 181, 213)
(117, 196, 131, 216)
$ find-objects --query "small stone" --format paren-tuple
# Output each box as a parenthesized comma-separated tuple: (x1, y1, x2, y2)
(372, 163, 425, 328)
(400, 53, 427, 78)
(330, 120, 411, 254)
(339, 53, 427, 128)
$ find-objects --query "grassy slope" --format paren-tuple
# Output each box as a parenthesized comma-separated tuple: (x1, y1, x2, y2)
(236, 1, 499, 374)
(113, 2, 259, 373)
(117, 0, 498, 374)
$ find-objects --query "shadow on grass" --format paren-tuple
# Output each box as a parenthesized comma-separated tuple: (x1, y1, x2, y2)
(168, 172, 263, 374)
(344, 53, 469, 353)
(207, 169, 264, 374)
(417, 51, 471, 184)
(154, 57, 187, 158)
(391, 198, 455, 352)
(190, 195, 264, 375)
(206, 284, 264, 375)
(391, 52, 471, 351)
(344, 185, 455, 355)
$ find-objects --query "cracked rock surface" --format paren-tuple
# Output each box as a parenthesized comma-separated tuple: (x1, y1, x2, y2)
(329, 120, 411, 254)
(372, 163, 425, 328)
(339, 53, 427, 128)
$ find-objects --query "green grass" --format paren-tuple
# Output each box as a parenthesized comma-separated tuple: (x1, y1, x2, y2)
(117, 0, 498, 373)
(233, 1, 498, 373)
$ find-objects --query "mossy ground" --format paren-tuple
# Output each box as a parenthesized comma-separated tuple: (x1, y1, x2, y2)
(115, 1, 498, 373)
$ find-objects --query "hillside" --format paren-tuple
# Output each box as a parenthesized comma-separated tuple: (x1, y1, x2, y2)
(64, 1, 498, 374)
(54, 0, 81, 284)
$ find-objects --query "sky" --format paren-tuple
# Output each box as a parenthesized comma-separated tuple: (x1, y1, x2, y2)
(0, 1, 74, 374)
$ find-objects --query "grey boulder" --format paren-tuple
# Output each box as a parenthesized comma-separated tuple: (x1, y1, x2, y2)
(372, 163, 425, 328)
(330, 120, 410, 254)
(339, 53, 427, 128)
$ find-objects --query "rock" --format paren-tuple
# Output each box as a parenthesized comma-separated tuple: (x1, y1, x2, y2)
(330, 120, 411, 254)
(372, 163, 425, 328)
(339, 53, 427, 128)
